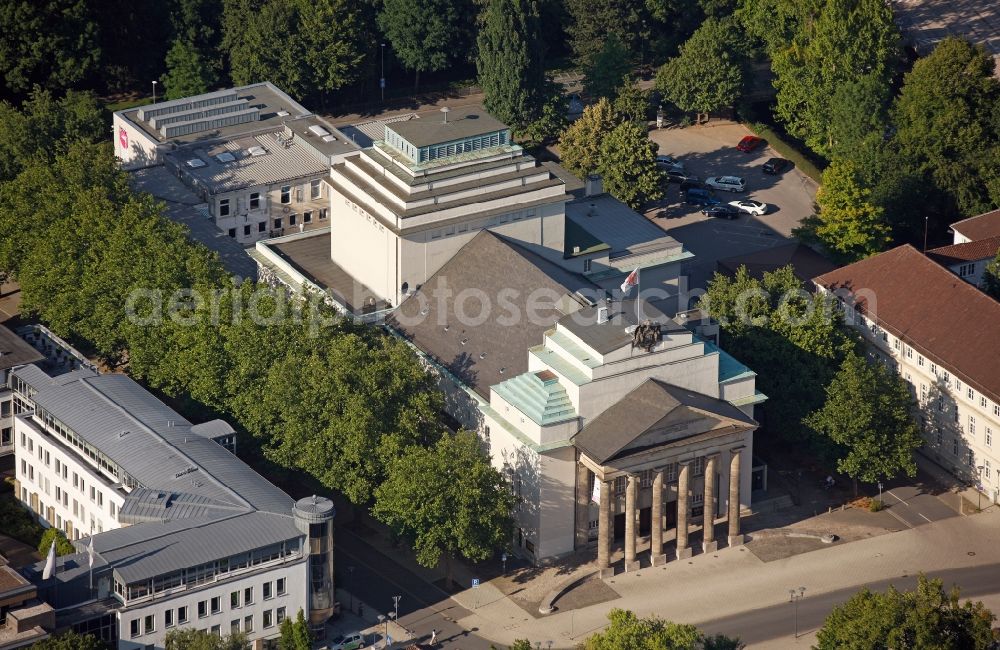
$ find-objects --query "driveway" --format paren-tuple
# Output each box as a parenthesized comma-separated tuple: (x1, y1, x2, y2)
(645, 123, 819, 290)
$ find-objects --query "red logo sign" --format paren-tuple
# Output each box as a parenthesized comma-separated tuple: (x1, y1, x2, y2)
(119, 127, 129, 150)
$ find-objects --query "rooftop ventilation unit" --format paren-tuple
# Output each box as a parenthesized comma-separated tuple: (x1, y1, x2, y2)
(161, 107, 260, 138)
(215, 152, 236, 163)
(322, 135, 336, 143)
(276, 110, 290, 117)
(137, 89, 239, 122)
(308, 124, 331, 137)
(148, 98, 249, 130)
(248, 145, 267, 157)
(185, 158, 207, 168)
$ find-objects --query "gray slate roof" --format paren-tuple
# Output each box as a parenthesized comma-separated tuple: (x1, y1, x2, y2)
(572, 379, 757, 464)
(0, 325, 44, 371)
(388, 231, 601, 398)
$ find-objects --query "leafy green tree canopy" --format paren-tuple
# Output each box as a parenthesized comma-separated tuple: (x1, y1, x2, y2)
(598, 120, 663, 209)
(656, 18, 745, 116)
(583, 609, 743, 649)
(165, 628, 248, 650)
(377, 0, 474, 90)
(477, 0, 545, 129)
(29, 631, 104, 650)
(164, 39, 215, 100)
(277, 609, 311, 650)
(38, 527, 75, 556)
(558, 97, 616, 177)
(584, 34, 631, 100)
(816, 574, 996, 650)
(981, 247, 1000, 301)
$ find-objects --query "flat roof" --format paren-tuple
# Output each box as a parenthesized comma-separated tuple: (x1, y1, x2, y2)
(284, 115, 359, 158)
(118, 82, 311, 148)
(565, 194, 685, 258)
(387, 106, 509, 148)
(267, 231, 388, 313)
(0, 324, 44, 371)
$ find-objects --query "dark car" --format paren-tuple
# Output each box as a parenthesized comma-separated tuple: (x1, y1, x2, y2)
(666, 169, 699, 184)
(680, 179, 706, 192)
(762, 157, 792, 174)
(684, 187, 720, 207)
(736, 135, 765, 153)
(701, 205, 740, 219)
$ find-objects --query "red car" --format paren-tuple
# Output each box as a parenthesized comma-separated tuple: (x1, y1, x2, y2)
(736, 135, 765, 153)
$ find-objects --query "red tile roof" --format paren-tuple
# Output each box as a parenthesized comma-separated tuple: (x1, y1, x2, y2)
(814, 244, 1000, 406)
(927, 236, 1000, 266)
(951, 208, 1000, 242)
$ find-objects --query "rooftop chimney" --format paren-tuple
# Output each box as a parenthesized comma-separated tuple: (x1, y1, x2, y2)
(585, 174, 603, 198)
(597, 300, 609, 324)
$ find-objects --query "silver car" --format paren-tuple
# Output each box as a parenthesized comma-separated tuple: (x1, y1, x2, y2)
(705, 176, 746, 192)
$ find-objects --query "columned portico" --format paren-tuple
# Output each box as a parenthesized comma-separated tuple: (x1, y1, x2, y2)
(597, 478, 612, 575)
(624, 474, 639, 571)
(703, 454, 719, 553)
(650, 469, 666, 565)
(574, 460, 591, 550)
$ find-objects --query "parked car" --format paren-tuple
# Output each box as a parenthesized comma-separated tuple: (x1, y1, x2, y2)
(728, 199, 768, 216)
(762, 157, 792, 174)
(736, 135, 765, 153)
(705, 176, 746, 192)
(680, 179, 706, 192)
(666, 169, 699, 184)
(684, 187, 720, 206)
(655, 154, 683, 169)
(329, 632, 365, 650)
(702, 205, 740, 219)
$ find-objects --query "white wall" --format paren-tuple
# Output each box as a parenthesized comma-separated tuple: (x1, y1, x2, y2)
(116, 559, 308, 650)
(113, 114, 162, 170)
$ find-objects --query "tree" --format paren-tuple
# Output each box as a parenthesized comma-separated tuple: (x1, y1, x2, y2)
(755, 0, 899, 157)
(509, 641, 533, 650)
(29, 632, 103, 650)
(564, 0, 644, 65)
(377, 0, 474, 91)
(373, 431, 514, 587)
(299, 0, 369, 93)
(816, 574, 996, 649)
(558, 97, 616, 177)
(982, 247, 1000, 301)
(165, 629, 248, 650)
(278, 609, 311, 650)
(516, 84, 569, 147)
(584, 34, 631, 101)
(828, 73, 891, 161)
(805, 351, 922, 495)
(598, 121, 663, 209)
(225, 0, 308, 98)
(794, 159, 890, 264)
(612, 77, 649, 124)
(0, 0, 101, 98)
(38, 527, 75, 556)
(477, 0, 545, 129)
(583, 609, 743, 649)
(890, 37, 1000, 225)
(163, 39, 215, 100)
(656, 18, 745, 118)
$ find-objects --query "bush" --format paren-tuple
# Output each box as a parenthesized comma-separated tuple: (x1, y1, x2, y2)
(0, 479, 46, 547)
(746, 122, 825, 183)
(868, 498, 885, 512)
(38, 526, 76, 556)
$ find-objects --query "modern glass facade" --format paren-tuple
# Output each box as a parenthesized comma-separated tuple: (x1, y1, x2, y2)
(383, 125, 511, 164)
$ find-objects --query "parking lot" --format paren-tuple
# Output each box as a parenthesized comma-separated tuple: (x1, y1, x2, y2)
(644, 122, 819, 289)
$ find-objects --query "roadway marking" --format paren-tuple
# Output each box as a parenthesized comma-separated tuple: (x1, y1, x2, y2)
(885, 489, 935, 527)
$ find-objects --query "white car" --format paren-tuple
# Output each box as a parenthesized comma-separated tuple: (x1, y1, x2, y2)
(705, 176, 746, 192)
(728, 199, 768, 216)
(655, 155, 685, 172)
(328, 632, 365, 650)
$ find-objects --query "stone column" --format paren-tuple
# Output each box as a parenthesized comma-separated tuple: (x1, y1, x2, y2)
(574, 462, 591, 550)
(650, 469, 666, 565)
(624, 474, 639, 570)
(597, 478, 613, 576)
(676, 461, 692, 559)
(728, 448, 744, 546)
(703, 455, 718, 553)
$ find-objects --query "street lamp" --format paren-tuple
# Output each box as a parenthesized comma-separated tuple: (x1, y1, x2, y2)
(501, 552, 507, 574)
(977, 466, 984, 510)
(380, 43, 386, 103)
(789, 587, 806, 639)
(152, 80, 158, 105)
(392, 595, 401, 626)
(877, 481, 883, 506)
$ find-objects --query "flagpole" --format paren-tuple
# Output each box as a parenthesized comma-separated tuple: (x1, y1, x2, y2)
(636, 267, 641, 324)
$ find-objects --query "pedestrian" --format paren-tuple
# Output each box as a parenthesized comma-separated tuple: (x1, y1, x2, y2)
(430, 629, 437, 644)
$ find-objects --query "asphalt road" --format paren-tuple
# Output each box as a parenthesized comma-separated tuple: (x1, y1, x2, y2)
(883, 485, 959, 529)
(699, 563, 1000, 646)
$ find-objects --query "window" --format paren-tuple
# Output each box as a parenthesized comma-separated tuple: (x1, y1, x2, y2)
(55, 458, 60, 473)
(244, 616, 253, 633)
(986, 428, 993, 447)
(920, 384, 927, 402)
(918, 355, 924, 367)
(995, 405, 1000, 417)
(90, 486, 95, 502)
(639, 469, 654, 488)
(263, 582, 272, 600)
(893, 338, 901, 351)
(244, 587, 253, 605)
(319, 208, 328, 220)
(56, 487, 62, 501)
(310, 179, 321, 199)
(198, 601, 207, 618)
(211, 625, 221, 637)
(219, 199, 230, 217)
(980, 396, 987, 408)
(178, 607, 188, 625)
(969, 450, 975, 468)
(231, 591, 240, 608)
(231, 620, 240, 634)
(263, 610, 273, 628)
(953, 438, 959, 456)
(273, 218, 282, 230)
(968, 388, 975, 400)
(693, 456, 706, 477)
(242, 225, 250, 236)
(906, 347, 913, 359)
(144, 615, 154, 635)
(280, 186, 291, 204)
(276, 578, 286, 596)
(98, 492, 103, 506)
(583, 259, 592, 272)
(956, 379, 963, 391)
(250, 192, 260, 210)
(930, 363, 937, 375)
(987, 460, 992, 481)
(289, 213, 296, 226)
(970, 416, 977, 436)
(936, 429, 943, 446)
(613, 475, 626, 495)
(110, 502, 116, 517)
(303, 211, 312, 224)
(276, 608, 286, 624)
(130, 620, 140, 639)
(211, 596, 221, 614)
(258, 221, 266, 233)
(73, 473, 78, 489)
(165, 610, 174, 628)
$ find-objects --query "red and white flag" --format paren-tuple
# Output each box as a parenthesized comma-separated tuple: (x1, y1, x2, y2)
(620, 268, 639, 295)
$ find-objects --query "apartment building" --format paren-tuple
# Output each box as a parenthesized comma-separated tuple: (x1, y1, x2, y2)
(113, 83, 358, 245)
(0, 327, 42, 456)
(815, 245, 1000, 498)
(9, 357, 336, 648)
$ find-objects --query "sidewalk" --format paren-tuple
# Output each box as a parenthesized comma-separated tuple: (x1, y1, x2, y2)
(915, 451, 998, 515)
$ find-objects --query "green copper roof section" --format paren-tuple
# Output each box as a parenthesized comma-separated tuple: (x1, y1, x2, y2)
(491, 370, 578, 427)
(528, 345, 592, 387)
(545, 329, 602, 368)
(703, 340, 757, 383)
(730, 390, 768, 406)
(564, 217, 610, 258)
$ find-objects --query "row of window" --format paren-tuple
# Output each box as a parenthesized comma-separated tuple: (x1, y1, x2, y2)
(218, 180, 322, 217)
(130, 596, 287, 639)
(226, 209, 328, 239)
